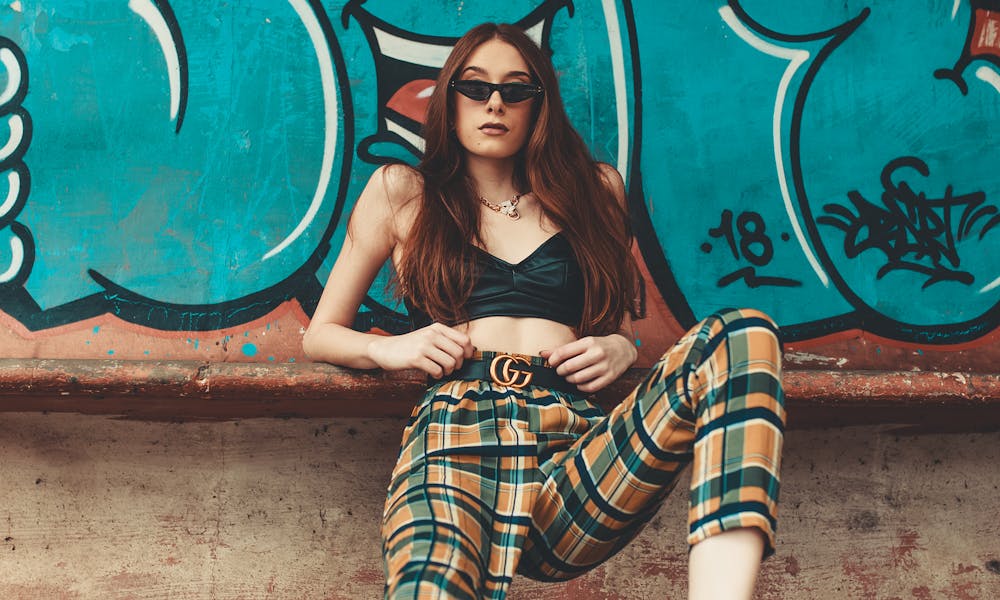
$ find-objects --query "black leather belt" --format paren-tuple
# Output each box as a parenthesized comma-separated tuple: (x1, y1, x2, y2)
(436, 351, 578, 395)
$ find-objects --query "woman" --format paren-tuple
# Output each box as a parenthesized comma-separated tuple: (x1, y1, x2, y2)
(304, 23, 785, 600)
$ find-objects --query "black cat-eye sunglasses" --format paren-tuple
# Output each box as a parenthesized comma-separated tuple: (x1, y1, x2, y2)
(449, 80, 544, 103)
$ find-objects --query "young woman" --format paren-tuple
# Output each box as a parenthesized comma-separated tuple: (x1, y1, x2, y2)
(304, 23, 785, 600)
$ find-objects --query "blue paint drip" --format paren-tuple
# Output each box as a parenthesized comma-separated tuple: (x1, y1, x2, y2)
(93, 326, 100, 334)
(242, 343, 258, 357)
(635, 338, 642, 347)
(107, 349, 115, 355)
(267, 356, 275, 362)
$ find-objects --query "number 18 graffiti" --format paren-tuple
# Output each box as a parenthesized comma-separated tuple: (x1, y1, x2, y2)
(702, 209, 801, 289)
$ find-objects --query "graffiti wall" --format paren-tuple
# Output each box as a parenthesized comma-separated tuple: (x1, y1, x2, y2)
(0, 0, 997, 369)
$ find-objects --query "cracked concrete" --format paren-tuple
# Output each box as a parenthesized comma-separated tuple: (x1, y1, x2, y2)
(0, 413, 998, 599)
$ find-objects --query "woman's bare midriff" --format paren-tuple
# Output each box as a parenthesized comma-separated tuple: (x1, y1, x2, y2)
(459, 316, 578, 357)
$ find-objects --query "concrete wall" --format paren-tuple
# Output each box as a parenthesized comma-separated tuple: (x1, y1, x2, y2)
(2, 413, 999, 599)
(0, 0, 997, 367)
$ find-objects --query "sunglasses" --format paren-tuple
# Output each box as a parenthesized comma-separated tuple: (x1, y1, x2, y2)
(449, 80, 544, 103)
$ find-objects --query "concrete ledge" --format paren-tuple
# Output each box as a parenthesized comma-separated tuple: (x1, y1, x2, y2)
(0, 359, 998, 429)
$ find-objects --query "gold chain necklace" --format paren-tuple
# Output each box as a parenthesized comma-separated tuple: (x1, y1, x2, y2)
(479, 193, 522, 220)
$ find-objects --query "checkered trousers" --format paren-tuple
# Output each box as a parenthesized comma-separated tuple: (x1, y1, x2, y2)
(381, 308, 785, 599)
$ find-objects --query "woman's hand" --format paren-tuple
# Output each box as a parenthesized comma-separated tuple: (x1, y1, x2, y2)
(367, 323, 475, 378)
(540, 333, 637, 393)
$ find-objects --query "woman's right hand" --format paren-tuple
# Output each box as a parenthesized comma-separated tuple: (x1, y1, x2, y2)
(367, 323, 475, 378)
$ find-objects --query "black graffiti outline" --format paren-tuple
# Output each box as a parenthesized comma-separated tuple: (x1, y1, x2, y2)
(622, 0, 698, 330)
(934, 0, 1000, 95)
(0, 0, 355, 332)
(148, 0, 190, 134)
(635, 3, 870, 341)
(819, 156, 998, 289)
(641, 3, 999, 342)
(775, 3, 1000, 343)
(0, 36, 34, 293)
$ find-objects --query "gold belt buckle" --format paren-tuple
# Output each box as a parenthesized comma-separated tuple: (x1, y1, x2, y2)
(489, 354, 534, 389)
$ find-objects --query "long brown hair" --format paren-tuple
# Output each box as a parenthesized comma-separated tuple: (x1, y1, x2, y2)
(398, 23, 640, 336)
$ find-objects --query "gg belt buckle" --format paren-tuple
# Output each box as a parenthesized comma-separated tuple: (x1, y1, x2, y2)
(489, 354, 534, 389)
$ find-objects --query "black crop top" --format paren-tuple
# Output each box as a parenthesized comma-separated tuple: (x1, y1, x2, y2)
(405, 232, 585, 329)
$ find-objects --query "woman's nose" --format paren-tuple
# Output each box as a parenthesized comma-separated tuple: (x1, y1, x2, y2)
(485, 90, 505, 113)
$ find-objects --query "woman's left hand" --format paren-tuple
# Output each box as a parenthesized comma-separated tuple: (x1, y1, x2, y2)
(540, 334, 637, 393)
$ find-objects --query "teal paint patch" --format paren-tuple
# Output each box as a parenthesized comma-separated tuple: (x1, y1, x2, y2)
(48, 27, 92, 52)
(241, 342, 258, 357)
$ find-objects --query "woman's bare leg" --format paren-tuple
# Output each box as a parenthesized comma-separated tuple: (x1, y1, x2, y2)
(688, 527, 765, 600)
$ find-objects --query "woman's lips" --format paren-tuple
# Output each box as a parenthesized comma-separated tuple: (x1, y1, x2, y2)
(479, 123, 509, 135)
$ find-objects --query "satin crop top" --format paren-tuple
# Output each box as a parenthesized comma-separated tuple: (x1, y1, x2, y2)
(405, 232, 585, 329)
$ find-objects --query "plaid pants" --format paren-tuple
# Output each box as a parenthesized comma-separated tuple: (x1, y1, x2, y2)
(381, 308, 785, 599)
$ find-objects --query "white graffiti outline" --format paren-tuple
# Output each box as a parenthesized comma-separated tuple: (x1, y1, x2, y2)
(129, 0, 182, 125)
(263, 0, 338, 261)
(0, 234, 23, 283)
(387, 119, 426, 153)
(601, 0, 629, 180)
(974, 64, 1000, 94)
(0, 113, 24, 163)
(0, 37, 27, 286)
(0, 171, 20, 218)
(374, 27, 452, 67)
(719, 5, 830, 287)
(981, 275, 1000, 294)
(0, 47, 21, 107)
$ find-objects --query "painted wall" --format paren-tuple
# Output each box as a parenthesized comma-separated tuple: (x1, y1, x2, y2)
(0, 0, 997, 368)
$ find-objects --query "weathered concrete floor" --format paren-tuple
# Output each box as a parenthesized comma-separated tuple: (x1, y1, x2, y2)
(1, 413, 998, 599)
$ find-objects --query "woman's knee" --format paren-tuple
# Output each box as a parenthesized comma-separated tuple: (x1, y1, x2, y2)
(707, 307, 778, 332)
(703, 307, 782, 354)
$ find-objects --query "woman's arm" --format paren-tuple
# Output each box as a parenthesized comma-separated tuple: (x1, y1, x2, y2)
(303, 166, 474, 375)
(541, 163, 638, 393)
(540, 317, 638, 394)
